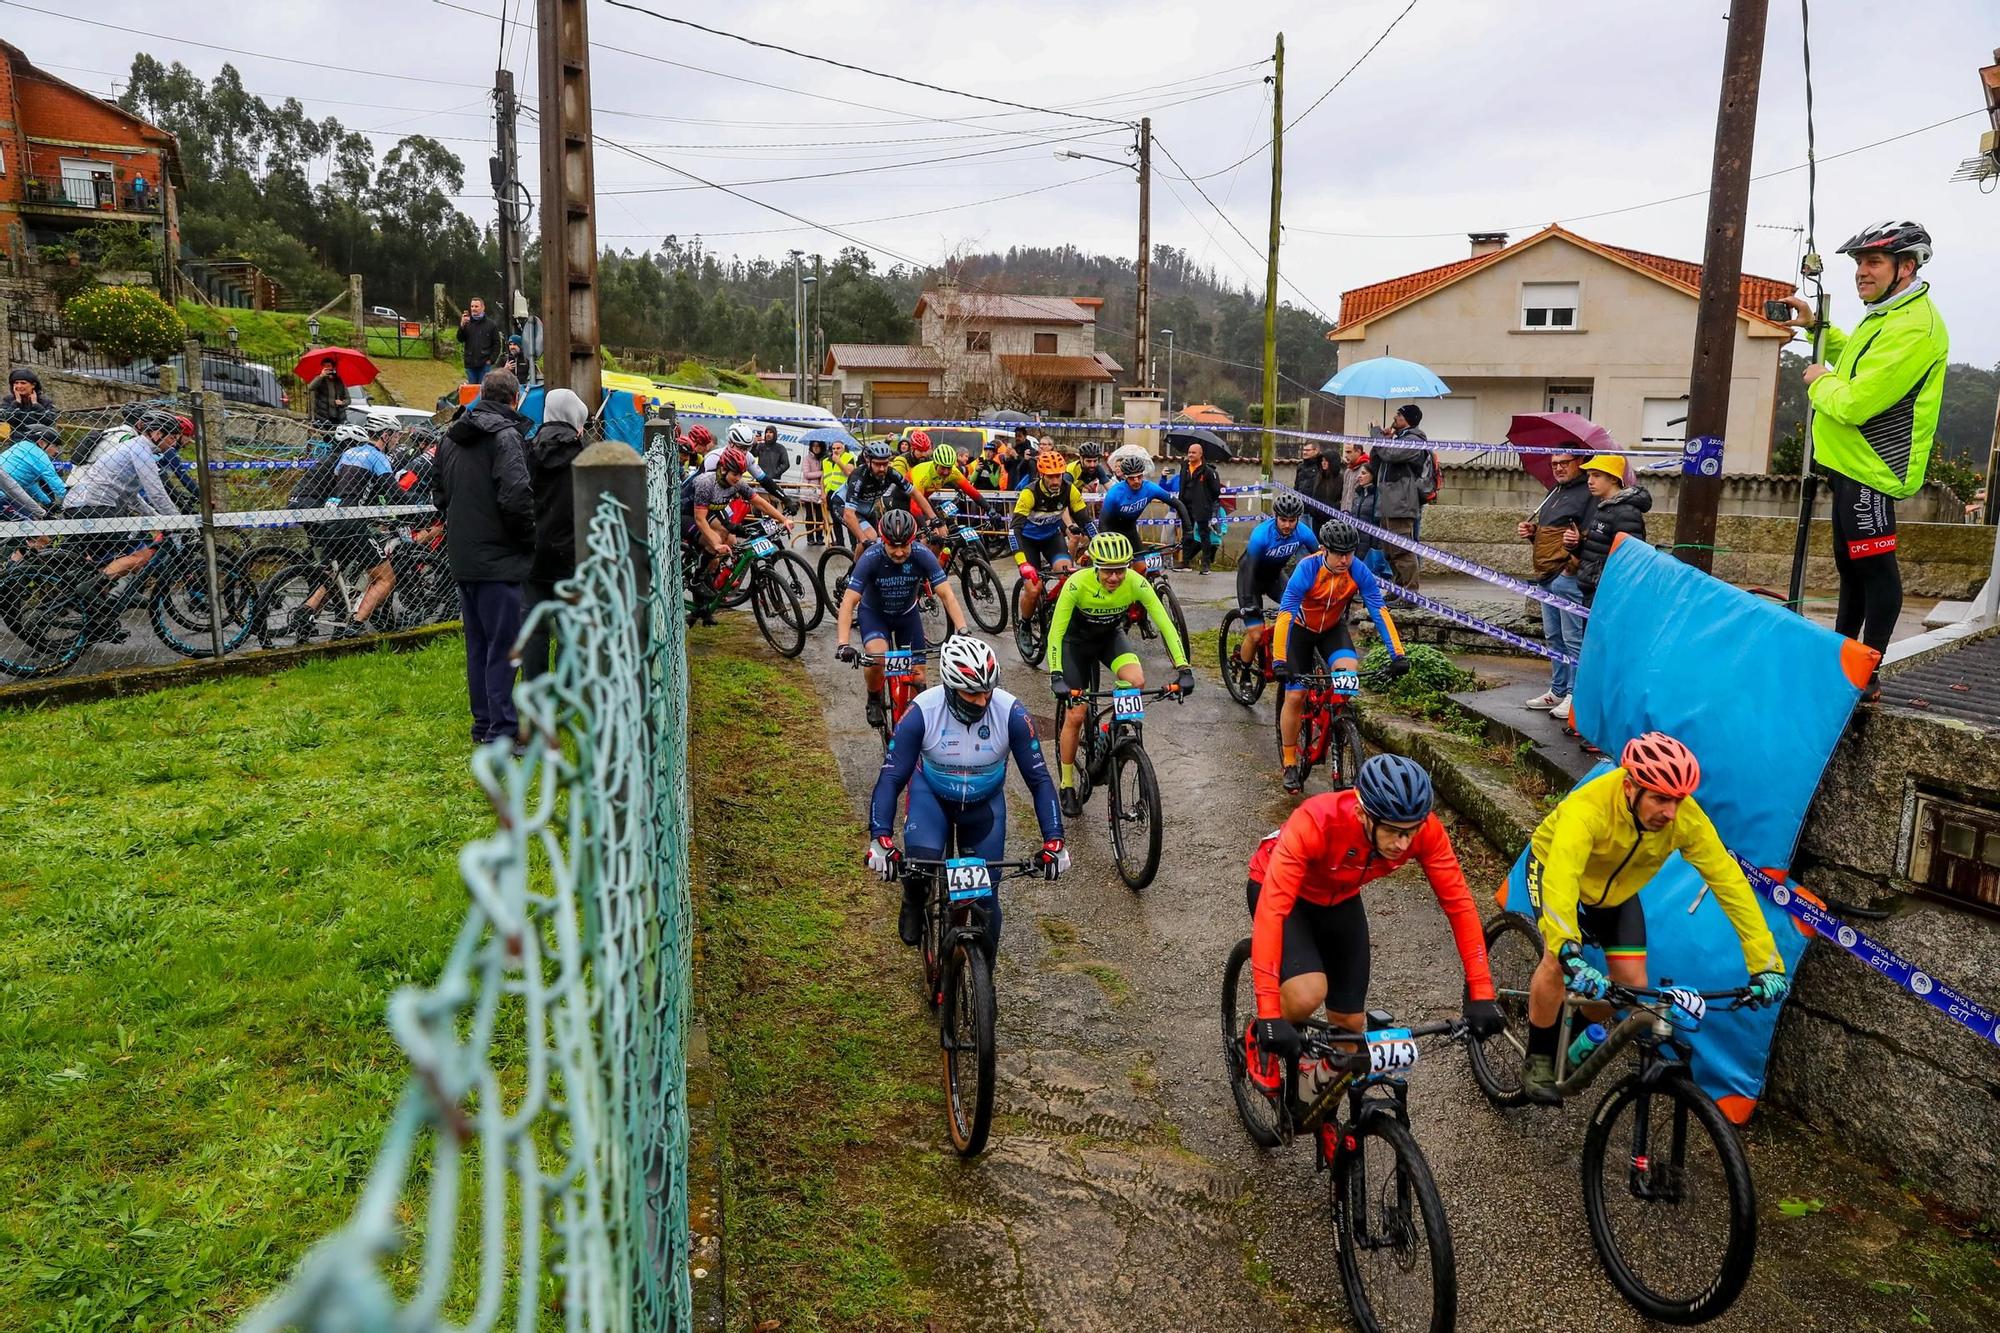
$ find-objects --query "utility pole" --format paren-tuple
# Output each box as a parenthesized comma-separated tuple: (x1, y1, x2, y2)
(538, 0, 601, 410)
(1136, 116, 1152, 390)
(493, 69, 524, 328)
(1260, 34, 1284, 483)
(789, 249, 804, 402)
(810, 252, 823, 404)
(1672, 0, 1769, 573)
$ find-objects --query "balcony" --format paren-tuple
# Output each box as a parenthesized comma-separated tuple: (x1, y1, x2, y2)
(19, 178, 164, 219)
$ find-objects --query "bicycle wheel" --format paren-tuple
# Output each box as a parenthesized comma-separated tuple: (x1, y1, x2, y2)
(750, 567, 806, 658)
(1582, 1072, 1756, 1325)
(1220, 936, 1283, 1148)
(255, 564, 341, 648)
(770, 549, 826, 632)
(1106, 739, 1163, 890)
(150, 561, 256, 658)
(1335, 1113, 1457, 1333)
(1154, 577, 1191, 656)
(1328, 712, 1367, 791)
(1296, 702, 1325, 792)
(816, 545, 854, 610)
(1219, 608, 1265, 706)
(1466, 912, 1542, 1107)
(1011, 577, 1047, 665)
(238, 540, 303, 586)
(959, 555, 1007, 632)
(919, 589, 948, 646)
(0, 569, 89, 679)
(919, 876, 946, 1010)
(940, 937, 998, 1156)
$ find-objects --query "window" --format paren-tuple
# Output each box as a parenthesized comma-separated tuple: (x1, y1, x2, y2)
(964, 331, 991, 352)
(1522, 281, 1579, 330)
(1641, 397, 1689, 444)
(1033, 332, 1058, 354)
(1904, 787, 2000, 917)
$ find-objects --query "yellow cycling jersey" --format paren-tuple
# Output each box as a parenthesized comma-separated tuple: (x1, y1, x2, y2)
(1525, 769, 1783, 974)
(907, 459, 977, 496)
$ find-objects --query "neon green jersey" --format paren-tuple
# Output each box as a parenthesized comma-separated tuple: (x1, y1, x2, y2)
(1809, 281, 1949, 500)
(1046, 567, 1187, 674)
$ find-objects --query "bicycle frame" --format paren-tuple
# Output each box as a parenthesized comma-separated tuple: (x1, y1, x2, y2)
(901, 856, 1038, 995)
(854, 647, 928, 734)
(1285, 671, 1361, 768)
(1551, 983, 1753, 1102)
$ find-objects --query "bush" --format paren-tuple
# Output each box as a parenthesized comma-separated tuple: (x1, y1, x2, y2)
(1360, 643, 1479, 734)
(63, 285, 186, 363)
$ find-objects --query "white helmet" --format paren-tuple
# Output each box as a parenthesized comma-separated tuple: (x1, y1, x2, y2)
(727, 421, 762, 446)
(938, 636, 1000, 720)
(364, 407, 402, 436)
(332, 423, 370, 447)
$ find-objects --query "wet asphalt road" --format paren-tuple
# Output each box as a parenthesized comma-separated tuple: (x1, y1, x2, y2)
(796, 557, 1981, 1333)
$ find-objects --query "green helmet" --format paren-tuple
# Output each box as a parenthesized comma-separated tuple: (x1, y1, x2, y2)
(931, 442, 959, 471)
(1088, 530, 1135, 568)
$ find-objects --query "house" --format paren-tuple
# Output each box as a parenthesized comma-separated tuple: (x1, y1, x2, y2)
(913, 287, 1120, 418)
(1173, 403, 1235, 426)
(821, 343, 947, 422)
(0, 40, 183, 284)
(1325, 225, 1794, 472)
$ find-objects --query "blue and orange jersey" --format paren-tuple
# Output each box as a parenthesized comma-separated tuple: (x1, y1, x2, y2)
(1271, 552, 1404, 660)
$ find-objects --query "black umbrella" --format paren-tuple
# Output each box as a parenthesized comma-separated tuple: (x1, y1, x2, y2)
(1163, 426, 1234, 463)
(979, 408, 1034, 423)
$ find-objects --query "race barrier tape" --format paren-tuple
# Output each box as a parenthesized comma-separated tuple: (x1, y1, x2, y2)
(0, 502, 437, 539)
(1381, 582, 1578, 666)
(1733, 855, 2000, 1047)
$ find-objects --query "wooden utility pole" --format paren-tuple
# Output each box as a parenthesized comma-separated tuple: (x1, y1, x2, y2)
(1260, 34, 1284, 482)
(538, 0, 601, 410)
(1672, 0, 1769, 572)
(1136, 116, 1152, 389)
(493, 69, 524, 325)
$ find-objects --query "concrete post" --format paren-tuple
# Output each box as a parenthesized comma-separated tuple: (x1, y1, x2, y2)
(348, 274, 365, 350)
(573, 436, 651, 609)
(1121, 388, 1163, 457)
(185, 364, 227, 660)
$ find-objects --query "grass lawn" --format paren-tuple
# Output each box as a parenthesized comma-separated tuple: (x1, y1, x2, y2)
(0, 639, 491, 1329)
(372, 357, 466, 413)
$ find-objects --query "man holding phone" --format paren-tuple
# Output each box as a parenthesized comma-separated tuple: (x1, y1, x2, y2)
(1518, 450, 1594, 715)
(1779, 220, 1948, 697)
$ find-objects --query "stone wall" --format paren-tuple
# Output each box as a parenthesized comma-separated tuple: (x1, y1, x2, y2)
(1765, 672, 2000, 1218)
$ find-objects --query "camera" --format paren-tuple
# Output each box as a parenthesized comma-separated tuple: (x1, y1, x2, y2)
(1762, 298, 1795, 323)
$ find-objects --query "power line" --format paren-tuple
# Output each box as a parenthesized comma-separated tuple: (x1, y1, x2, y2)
(1150, 133, 1334, 324)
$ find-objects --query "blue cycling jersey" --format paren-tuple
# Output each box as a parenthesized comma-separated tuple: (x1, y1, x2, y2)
(847, 540, 945, 616)
(870, 686, 1062, 840)
(1242, 516, 1320, 582)
(1098, 478, 1178, 524)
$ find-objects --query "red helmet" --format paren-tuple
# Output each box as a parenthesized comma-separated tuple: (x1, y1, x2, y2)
(175, 414, 196, 438)
(1621, 732, 1700, 799)
(688, 424, 714, 449)
(907, 429, 932, 456)
(716, 445, 750, 475)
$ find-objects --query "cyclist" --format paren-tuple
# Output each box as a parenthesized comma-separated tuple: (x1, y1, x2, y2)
(906, 441, 986, 510)
(1244, 754, 1505, 1091)
(837, 440, 932, 546)
(834, 508, 967, 728)
(0, 422, 64, 519)
(1271, 515, 1410, 794)
(61, 407, 184, 585)
(1096, 452, 1188, 555)
(1067, 439, 1111, 493)
(689, 445, 795, 586)
(705, 423, 794, 516)
(1519, 731, 1790, 1104)
(1232, 491, 1319, 670)
(1010, 447, 1092, 623)
(1046, 530, 1194, 816)
(895, 427, 936, 476)
(288, 419, 400, 638)
(867, 635, 1068, 949)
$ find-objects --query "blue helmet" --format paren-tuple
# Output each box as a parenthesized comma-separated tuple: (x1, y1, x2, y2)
(1354, 753, 1434, 824)
(862, 440, 895, 461)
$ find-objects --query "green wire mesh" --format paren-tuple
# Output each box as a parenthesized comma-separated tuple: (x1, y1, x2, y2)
(239, 439, 693, 1332)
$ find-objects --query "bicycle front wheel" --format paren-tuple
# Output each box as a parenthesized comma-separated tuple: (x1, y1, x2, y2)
(254, 565, 340, 649)
(1466, 912, 1542, 1107)
(940, 938, 997, 1157)
(1219, 936, 1283, 1148)
(1106, 739, 1163, 889)
(1328, 712, 1367, 791)
(771, 549, 826, 632)
(1011, 577, 1047, 665)
(1335, 1113, 1457, 1333)
(750, 567, 806, 658)
(1218, 608, 1264, 706)
(815, 545, 854, 611)
(1154, 576, 1191, 657)
(959, 555, 1007, 632)
(1582, 1071, 1756, 1325)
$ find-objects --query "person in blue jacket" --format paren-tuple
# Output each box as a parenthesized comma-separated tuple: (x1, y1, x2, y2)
(865, 635, 1069, 949)
(0, 423, 65, 517)
(1230, 490, 1319, 670)
(1095, 453, 1188, 553)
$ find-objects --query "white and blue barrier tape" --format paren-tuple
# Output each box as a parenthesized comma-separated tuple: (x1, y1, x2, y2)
(1381, 581, 1578, 666)
(1734, 855, 2000, 1046)
(0, 502, 437, 540)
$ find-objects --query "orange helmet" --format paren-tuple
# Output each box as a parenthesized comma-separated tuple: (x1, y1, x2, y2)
(1621, 732, 1700, 799)
(907, 429, 933, 457)
(1036, 448, 1068, 477)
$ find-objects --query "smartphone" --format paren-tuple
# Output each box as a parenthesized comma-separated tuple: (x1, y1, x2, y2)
(1762, 298, 1794, 322)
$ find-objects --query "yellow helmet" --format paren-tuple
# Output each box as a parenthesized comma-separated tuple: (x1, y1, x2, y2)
(1088, 530, 1135, 568)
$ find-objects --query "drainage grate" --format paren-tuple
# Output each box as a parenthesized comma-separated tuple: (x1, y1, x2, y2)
(1878, 633, 2000, 729)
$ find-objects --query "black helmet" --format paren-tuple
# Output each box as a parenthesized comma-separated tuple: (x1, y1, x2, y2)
(19, 423, 59, 449)
(1317, 515, 1359, 553)
(877, 508, 917, 544)
(862, 440, 895, 462)
(1079, 440, 1102, 459)
(1835, 219, 1931, 267)
(1115, 452, 1147, 477)
(1354, 754, 1434, 824)
(136, 408, 183, 438)
(1273, 492, 1305, 520)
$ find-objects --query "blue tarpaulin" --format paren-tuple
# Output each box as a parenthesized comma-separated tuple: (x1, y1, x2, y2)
(518, 385, 649, 452)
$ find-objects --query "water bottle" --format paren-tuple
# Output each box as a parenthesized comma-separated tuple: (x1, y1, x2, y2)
(1567, 1022, 1607, 1072)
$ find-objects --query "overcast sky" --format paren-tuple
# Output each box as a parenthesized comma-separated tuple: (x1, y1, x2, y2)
(11, 0, 1997, 363)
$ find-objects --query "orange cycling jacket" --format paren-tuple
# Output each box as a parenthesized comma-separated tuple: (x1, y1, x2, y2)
(1247, 788, 1494, 1019)
(1270, 552, 1405, 664)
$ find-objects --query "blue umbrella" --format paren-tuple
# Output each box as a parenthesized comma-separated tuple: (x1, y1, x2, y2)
(1321, 356, 1451, 399)
(801, 425, 861, 450)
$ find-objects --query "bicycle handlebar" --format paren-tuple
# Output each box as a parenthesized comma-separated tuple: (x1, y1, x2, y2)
(1069, 684, 1188, 703)
(1294, 1015, 1467, 1067)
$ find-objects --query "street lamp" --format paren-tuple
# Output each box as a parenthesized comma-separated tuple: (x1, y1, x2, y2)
(1159, 328, 1175, 419)
(307, 315, 320, 344)
(226, 324, 239, 353)
(1055, 125, 1154, 393)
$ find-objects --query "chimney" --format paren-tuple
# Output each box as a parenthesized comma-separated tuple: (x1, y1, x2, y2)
(1469, 232, 1509, 257)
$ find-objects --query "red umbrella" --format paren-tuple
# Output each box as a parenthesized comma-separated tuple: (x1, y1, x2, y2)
(293, 346, 380, 388)
(1507, 411, 1618, 488)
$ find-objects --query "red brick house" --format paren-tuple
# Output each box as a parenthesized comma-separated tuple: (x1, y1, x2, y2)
(0, 40, 183, 281)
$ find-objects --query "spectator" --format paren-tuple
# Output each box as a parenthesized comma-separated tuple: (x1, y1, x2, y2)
(434, 369, 535, 748)
(499, 333, 528, 381)
(802, 439, 832, 545)
(1517, 450, 1595, 714)
(1341, 440, 1368, 510)
(1, 422, 65, 516)
(1172, 440, 1223, 574)
(754, 424, 789, 483)
(972, 438, 1008, 491)
(1348, 457, 1390, 579)
(520, 387, 587, 682)
(1291, 437, 1343, 514)
(456, 297, 503, 385)
(1368, 403, 1431, 589)
(0, 367, 56, 434)
(306, 356, 346, 428)
(1573, 453, 1650, 606)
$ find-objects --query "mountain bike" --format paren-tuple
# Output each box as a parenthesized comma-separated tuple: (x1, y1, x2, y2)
(848, 646, 927, 755)
(925, 496, 1006, 632)
(903, 854, 1040, 1157)
(2, 529, 256, 671)
(1218, 606, 1275, 706)
(1271, 668, 1368, 794)
(1058, 681, 1182, 889)
(707, 517, 822, 630)
(1465, 910, 1758, 1325)
(256, 528, 419, 647)
(685, 527, 807, 656)
(1009, 563, 1067, 666)
(1221, 936, 1463, 1333)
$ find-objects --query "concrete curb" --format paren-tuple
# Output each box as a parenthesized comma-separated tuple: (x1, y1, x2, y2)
(1355, 706, 1544, 862)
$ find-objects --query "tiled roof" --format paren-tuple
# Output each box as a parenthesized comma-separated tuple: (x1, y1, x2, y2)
(999, 354, 1114, 382)
(1332, 225, 1792, 331)
(1174, 403, 1234, 425)
(915, 290, 1097, 324)
(1092, 350, 1124, 374)
(823, 343, 943, 372)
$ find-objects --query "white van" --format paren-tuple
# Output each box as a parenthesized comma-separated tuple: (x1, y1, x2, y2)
(716, 393, 847, 485)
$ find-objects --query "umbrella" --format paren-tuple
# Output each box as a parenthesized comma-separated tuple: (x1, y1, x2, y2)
(979, 408, 1033, 423)
(800, 425, 861, 451)
(1162, 426, 1233, 463)
(1507, 411, 1619, 488)
(1321, 355, 1450, 400)
(293, 346, 379, 388)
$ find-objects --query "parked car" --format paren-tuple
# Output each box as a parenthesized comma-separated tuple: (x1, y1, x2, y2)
(367, 304, 403, 324)
(343, 403, 437, 432)
(48, 352, 289, 411)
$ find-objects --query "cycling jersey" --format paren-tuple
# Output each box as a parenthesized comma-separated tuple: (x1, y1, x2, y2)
(690, 471, 756, 510)
(1095, 478, 1185, 543)
(328, 442, 395, 506)
(845, 539, 944, 617)
(1248, 788, 1494, 1019)
(837, 466, 917, 523)
(1810, 281, 1949, 500)
(701, 443, 770, 482)
(1236, 517, 1320, 625)
(1524, 767, 1784, 974)
(870, 685, 1062, 831)
(906, 459, 983, 503)
(1272, 551, 1404, 664)
(1046, 566, 1187, 672)
(63, 434, 176, 516)
(1067, 459, 1111, 490)
(1010, 474, 1089, 543)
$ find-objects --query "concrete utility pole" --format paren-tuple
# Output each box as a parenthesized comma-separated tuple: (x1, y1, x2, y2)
(1136, 116, 1152, 390)
(1672, 0, 1769, 573)
(789, 249, 805, 402)
(493, 69, 524, 325)
(810, 252, 823, 404)
(1260, 34, 1284, 483)
(537, 0, 601, 410)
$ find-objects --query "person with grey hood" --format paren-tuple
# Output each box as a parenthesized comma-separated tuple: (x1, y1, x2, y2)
(520, 387, 588, 682)
(1368, 403, 1431, 589)
(435, 369, 535, 747)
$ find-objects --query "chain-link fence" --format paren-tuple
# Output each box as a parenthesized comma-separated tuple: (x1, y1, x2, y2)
(237, 438, 694, 1330)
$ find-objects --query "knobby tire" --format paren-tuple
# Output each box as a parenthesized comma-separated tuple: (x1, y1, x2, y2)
(1335, 1113, 1458, 1333)
(941, 939, 997, 1157)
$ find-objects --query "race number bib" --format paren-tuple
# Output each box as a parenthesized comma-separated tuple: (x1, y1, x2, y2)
(1328, 669, 1361, 695)
(1112, 686, 1146, 721)
(959, 526, 984, 546)
(1366, 1029, 1420, 1076)
(747, 537, 777, 559)
(935, 499, 960, 519)
(945, 856, 994, 902)
(1662, 988, 1707, 1026)
(1139, 551, 1164, 573)
(882, 649, 916, 680)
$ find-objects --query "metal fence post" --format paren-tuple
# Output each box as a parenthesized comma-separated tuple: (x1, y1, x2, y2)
(184, 336, 227, 660)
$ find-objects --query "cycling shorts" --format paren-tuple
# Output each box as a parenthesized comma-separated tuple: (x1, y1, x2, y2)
(1524, 854, 1649, 962)
(856, 603, 925, 652)
(1281, 619, 1357, 691)
(1237, 570, 1288, 627)
(1245, 879, 1370, 1013)
(312, 521, 384, 575)
(1057, 624, 1137, 694)
(1015, 530, 1071, 572)
(1828, 471, 1898, 560)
